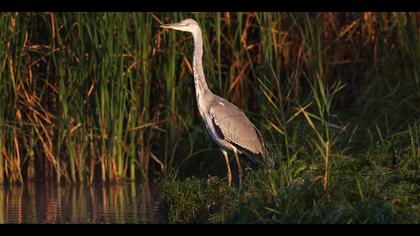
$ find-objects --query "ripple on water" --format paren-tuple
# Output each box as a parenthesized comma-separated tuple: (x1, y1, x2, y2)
(0, 182, 163, 224)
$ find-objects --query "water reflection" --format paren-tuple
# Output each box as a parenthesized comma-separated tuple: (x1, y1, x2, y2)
(0, 182, 161, 224)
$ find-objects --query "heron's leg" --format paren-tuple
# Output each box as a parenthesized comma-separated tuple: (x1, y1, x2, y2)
(222, 150, 232, 186)
(232, 147, 242, 187)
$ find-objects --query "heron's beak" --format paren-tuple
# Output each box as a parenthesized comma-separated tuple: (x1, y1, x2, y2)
(160, 22, 182, 30)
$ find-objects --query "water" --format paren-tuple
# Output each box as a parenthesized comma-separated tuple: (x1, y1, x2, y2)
(0, 182, 163, 224)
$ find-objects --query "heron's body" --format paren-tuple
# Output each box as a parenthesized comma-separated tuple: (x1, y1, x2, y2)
(206, 96, 265, 160)
(161, 19, 274, 185)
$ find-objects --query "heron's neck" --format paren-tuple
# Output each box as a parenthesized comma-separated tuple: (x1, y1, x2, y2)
(192, 29, 210, 98)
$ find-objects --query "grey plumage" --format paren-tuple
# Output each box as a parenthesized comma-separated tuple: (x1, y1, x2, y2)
(161, 19, 274, 185)
(209, 98, 264, 160)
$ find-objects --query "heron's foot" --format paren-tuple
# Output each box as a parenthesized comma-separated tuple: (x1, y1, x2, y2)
(236, 164, 243, 187)
(226, 166, 232, 186)
(234, 148, 242, 188)
(222, 150, 232, 187)
(227, 174, 232, 187)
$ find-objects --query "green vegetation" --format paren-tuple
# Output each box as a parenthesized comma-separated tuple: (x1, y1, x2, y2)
(0, 12, 419, 223)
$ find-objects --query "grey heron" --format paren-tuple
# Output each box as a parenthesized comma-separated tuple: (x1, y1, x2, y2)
(161, 19, 274, 186)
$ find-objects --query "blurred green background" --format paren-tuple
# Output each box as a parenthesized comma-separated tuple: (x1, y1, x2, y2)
(0, 12, 418, 187)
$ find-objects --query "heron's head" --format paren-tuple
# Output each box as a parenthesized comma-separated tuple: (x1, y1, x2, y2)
(160, 19, 199, 33)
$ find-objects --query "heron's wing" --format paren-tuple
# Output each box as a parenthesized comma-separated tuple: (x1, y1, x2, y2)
(209, 97, 264, 156)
